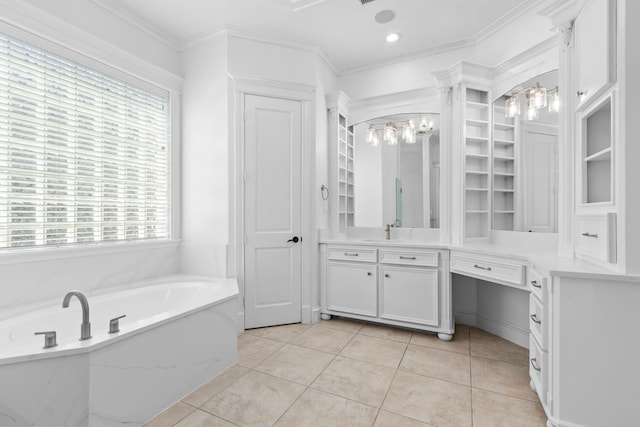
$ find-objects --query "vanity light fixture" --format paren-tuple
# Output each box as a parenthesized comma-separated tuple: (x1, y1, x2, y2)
(403, 120, 416, 144)
(417, 118, 434, 134)
(384, 122, 398, 145)
(549, 86, 560, 113)
(504, 83, 559, 119)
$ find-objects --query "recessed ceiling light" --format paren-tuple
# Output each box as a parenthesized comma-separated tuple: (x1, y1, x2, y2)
(386, 33, 400, 43)
(375, 9, 396, 24)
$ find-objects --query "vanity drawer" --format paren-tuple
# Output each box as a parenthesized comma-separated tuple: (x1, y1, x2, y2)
(450, 253, 525, 288)
(575, 213, 616, 263)
(529, 294, 548, 350)
(379, 248, 439, 267)
(327, 246, 377, 263)
(527, 268, 547, 303)
(529, 334, 548, 407)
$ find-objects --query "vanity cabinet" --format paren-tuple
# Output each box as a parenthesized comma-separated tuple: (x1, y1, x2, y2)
(574, 0, 616, 109)
(325, 247, 377, 317)
(527, 267, 549, 409)
(320, 243, 453, 338)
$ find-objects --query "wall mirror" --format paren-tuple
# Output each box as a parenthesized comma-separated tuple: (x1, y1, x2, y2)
(353, 113, 440, 229)
(492, 70, 559, 233)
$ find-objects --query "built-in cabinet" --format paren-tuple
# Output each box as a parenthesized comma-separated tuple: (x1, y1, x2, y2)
(573, 0, 618, 268)
(327, 92, 354, 235)
(463, 87, 491, 239)
(527, 267, 549, 409)
(320, 243, 453, 339)
(574, 0, 616, 109)
(492, 96, 518, 231)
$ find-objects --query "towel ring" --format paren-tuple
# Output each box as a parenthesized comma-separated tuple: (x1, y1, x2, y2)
(320, 185, 329, 200)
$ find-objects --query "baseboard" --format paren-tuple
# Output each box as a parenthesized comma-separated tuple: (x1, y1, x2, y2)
(302, 305, 322, 324)
(236, 311, 245, 332)
(476, 313, 529, 348)
(453, 310, 477, 328)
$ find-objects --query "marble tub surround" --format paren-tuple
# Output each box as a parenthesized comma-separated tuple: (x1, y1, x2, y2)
(0, 279, 239, 427)
(146, 318, 546, 427)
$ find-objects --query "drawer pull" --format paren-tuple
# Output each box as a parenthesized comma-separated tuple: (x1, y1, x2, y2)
(530, 314, 542, 324)
(473, 264, 492, 271)
(385, 274, 390, 278)
(530, 358, 541, 372)
(399, 256, 417, 260)
(367, 272, 372, 276)
(581, 232, 598, 238)
(344, 252, 359, 257)
(531, 280, 541, 288)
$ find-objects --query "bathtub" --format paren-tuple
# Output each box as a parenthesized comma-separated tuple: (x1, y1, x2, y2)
(0, 277, 239, 427)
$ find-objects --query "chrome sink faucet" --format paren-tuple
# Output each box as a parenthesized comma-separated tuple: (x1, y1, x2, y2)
(385, 223, 394, 240)
(62, 291, 92, 340)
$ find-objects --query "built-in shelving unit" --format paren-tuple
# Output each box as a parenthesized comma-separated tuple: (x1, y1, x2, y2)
(582, 94, 613, 204)
(464, 88, 490, 239)
(327, 91, 353, 236)
(337, 118, 355, 231)
(492, 98, 517, 230)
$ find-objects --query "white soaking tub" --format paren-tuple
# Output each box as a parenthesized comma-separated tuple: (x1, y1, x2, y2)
(0, 277, 239, 426)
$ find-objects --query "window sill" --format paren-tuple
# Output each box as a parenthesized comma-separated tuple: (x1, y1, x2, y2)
(0, 239, 182, 266)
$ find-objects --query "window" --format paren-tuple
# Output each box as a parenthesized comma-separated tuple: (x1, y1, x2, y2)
(0, 34, 170, 249)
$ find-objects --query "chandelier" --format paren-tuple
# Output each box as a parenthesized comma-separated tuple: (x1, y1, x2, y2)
(505, 83, 559, 120)
(366, 117, 434, 146)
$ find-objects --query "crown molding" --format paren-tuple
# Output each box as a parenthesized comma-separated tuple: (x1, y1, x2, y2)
(474, 0, 549, 43)
(89, 0, 180, 50)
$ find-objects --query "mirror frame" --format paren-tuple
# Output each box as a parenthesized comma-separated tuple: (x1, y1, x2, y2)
(348, 87, 443, 234)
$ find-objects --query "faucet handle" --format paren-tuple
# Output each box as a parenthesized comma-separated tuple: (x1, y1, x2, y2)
(109, 315, 127, 334)
(34, 331, 58, 349)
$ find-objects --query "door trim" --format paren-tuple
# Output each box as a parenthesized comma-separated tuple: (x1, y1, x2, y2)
(230, 76, 316, 331)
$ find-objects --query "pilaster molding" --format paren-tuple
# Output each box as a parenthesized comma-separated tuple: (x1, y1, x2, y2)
(559, 20, 575, 49)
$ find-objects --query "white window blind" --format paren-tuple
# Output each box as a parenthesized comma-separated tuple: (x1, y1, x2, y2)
(0, 34, 170, 249)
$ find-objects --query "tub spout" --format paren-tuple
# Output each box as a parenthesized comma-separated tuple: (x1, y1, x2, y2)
(62, 291, 92, 341)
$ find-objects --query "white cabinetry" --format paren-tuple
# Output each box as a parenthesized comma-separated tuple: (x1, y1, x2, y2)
(326, 248, 377, 317)
(320, 243, 453, 338)
(464, 88, 491, 239)
(527, 267, 549, 409)
(574, 0, 616, 109)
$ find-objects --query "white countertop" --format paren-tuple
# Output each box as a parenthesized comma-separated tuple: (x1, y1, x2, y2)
(319, 238, 640, 282)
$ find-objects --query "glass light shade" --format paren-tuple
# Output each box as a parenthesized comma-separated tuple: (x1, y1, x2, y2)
(549, 86, 560, 113)
(525, 105, 538, 121)
(417, 118, 433, 134)
(384, 122, 397, 145)
(366, 125, 379, 146)
(403, 120, 416, 143)
(530, 82, 547, 109)
(505, 94, 520, 118)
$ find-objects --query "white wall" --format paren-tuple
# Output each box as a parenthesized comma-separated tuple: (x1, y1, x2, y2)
(179, 35, 230, 277)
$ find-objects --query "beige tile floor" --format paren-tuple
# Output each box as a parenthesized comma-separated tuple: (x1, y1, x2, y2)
(145, 319, 547, 427)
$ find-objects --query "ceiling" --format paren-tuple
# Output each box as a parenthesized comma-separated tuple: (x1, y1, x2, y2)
(96, 0, 531, 74)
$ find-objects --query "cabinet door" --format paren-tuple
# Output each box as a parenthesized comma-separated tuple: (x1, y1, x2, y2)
(575, 0, 616, 109)
(326, 261, 377, 317)
(379, 266, 439, 326)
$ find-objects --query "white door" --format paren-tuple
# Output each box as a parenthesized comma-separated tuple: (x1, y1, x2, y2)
(243, 94, 302, 329)
(523, 123, 558, 233)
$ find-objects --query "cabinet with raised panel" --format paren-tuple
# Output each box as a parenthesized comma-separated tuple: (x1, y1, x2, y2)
(320, 243, 453, 339)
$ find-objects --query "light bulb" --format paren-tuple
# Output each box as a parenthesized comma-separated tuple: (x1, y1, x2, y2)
(505, 94, 520, 118)
(529, 82, 547, 109)
(403, 120, 416, 143)
(384, 122, 397, 145)
(549, 86, 560, 113)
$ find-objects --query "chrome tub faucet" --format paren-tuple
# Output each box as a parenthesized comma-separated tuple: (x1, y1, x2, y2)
(62, 291, 92, 341)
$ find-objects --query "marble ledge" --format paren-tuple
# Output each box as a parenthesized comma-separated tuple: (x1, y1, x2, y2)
(319, 238, 640, 283)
